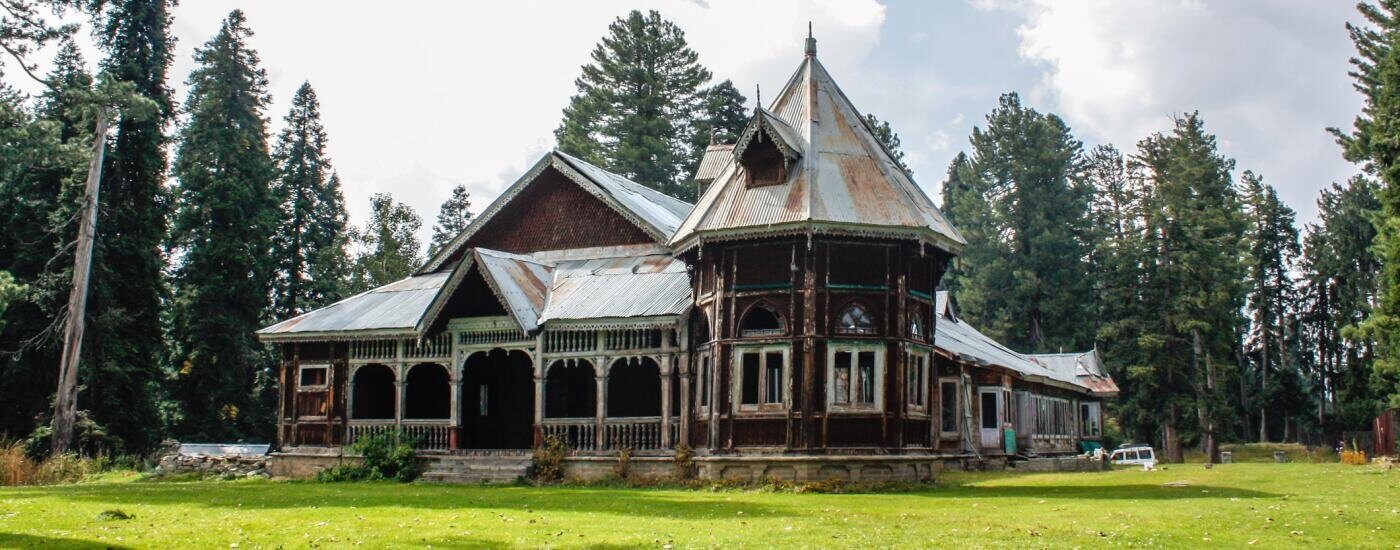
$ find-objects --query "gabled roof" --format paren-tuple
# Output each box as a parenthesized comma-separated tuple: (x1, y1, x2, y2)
(733, 108, 804, 161)
(415, 248, 552, 334)
(670, 41, 965, 254)
(256, 272, 449, 341)
(539, 254, 690, 325)
(420, 151, 693, 274)
(692, 143, 735, 185)
(934, 291, 1115, 397)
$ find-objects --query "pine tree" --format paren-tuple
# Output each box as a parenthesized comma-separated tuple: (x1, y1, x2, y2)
(945, 93, 1094, 353)
(349, 193, 423, 293)
(685, 79, 747, 191)
(270, 82, 348, 319)
(554, 10, 711, 199)
(1335, 1, 1400, 408)
(0, 47, 92, 441)
(168, 10, 279, 441)
(937, 151, 983, 297)
(428, 184, 472, 257)
(1240, 171, 1303, 441)
(1132, 112, 1248, 462)
(80, 0, 178, 453)
(1299, 176, 1383, 429)
(865, 113, 911, 175)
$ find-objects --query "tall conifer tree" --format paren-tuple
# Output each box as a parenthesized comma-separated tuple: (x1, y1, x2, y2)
(168, 10, 278, 441)
(428, 184, 472, 257)
(270, 82, 348, 319)
(1241, 171, 1302, 441)
(78, 0, 177, 452)
(555, 10, 710, 199)
(865, 113, 911, 175)
(348, 193, 422, 293)
(944, 93, 1093, 352)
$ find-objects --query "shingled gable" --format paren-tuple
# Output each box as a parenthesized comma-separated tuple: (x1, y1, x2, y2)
(419, 151, 692, 275)
(669, 38, 965, 254)
(415, 247, 552, 335)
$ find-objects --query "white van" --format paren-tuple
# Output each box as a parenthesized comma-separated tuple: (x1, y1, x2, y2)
(1108, 444, 1157, 469)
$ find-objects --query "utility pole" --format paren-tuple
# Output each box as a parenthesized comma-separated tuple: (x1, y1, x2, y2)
(51, 106, 109, 455)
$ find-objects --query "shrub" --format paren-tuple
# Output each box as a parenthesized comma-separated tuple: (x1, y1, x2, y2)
(672, 443, 696, 480)
(529, 435, 568, 483)
(613, 446, 632, 479)
(315, 431, 421, 482)
(1, 440, 95, 486)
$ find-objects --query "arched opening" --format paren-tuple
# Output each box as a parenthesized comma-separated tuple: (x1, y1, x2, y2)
(836, 302, 875, 335)
(404, 363, 450, 419)
(690, 309, 711, 345)
(739, 302, 785, 337)
(461, 348, 534, 449)
(607, 358, 660, 417)
(545, 360, 596, 418)
(351, 364, 395, 419)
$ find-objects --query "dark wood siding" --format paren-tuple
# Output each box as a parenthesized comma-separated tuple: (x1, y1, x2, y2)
(466, 168, 656, 254)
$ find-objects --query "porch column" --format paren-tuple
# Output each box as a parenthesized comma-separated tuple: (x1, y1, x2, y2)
(595, 357, 608, 450)
(660, 356, 674, 448)
(678, 355, 691, 447)
(394, 365, 406, 427)
(533, 375, 545, 446)
(449, 376, 462, 450)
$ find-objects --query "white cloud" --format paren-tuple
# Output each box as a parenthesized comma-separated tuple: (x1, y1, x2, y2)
(981, 0, 1361, 222)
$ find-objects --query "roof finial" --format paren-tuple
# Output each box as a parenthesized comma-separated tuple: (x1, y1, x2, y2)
(755, 84, 761, 110)
(805, 22, 816, 57)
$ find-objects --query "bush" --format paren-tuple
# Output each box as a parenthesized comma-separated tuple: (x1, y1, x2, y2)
(529, 435, 568, 483)
(1, 440, 95, 486)
(672, 443, 697, 480)
(612, 446, 632, 479)
(315, 431, 421, 482)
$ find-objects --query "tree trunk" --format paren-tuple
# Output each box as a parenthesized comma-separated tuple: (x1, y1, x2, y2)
(51, 107, 109, 455)
(1259, 328, 1269, 443)
(1165, 404, 1183, 463)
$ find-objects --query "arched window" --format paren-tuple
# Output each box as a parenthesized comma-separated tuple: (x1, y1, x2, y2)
(836, 303, 875, 335)
(690, 309, 712, 344)
(739, 302, 785, 337)
(909, 314, 925, 340)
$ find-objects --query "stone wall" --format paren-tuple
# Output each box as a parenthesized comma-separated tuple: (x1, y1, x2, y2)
(265, 448, 363, 478)
(1009, 456, 1108, 473)
(155, 453, 270, 479)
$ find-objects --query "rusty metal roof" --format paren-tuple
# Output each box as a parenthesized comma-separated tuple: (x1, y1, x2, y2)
(257, 272, 450, 340)
(670, 45, 964, 254)
(421, 151, 693, 274)
(538, 254, 691, 324)
(935, 292, 1115, 397)
(475, 248, 553, 333)
(693, 143, 735, 184)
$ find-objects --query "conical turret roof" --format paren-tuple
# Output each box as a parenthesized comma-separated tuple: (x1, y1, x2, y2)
(670, 38, 964, 254)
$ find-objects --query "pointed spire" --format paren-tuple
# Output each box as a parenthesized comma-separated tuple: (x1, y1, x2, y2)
(805, 22, 816, 57)
(755, 83, 761, 110)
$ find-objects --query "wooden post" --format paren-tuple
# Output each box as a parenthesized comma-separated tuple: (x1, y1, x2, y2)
(660, 357, 673, 448)
(50, 107, 109, 455)
(595, 357, 607, 450)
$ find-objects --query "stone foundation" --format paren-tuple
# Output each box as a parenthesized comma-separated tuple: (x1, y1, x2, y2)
(266, 447, 363, 478)
(1008, 456, 1108, 473)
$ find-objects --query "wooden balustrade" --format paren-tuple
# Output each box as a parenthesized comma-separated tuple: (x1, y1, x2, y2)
(346, 420, 451, 451)
(540, 418, 598, 451)
(603, 417, 665, 450)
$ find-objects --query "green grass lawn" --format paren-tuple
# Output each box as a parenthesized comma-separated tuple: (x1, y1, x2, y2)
(1, 463, 1396, 548)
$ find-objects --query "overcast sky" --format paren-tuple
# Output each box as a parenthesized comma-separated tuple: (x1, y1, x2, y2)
(13, 0, 1363, 243)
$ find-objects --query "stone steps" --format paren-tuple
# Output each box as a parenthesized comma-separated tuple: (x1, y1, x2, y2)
(421, 454, 531, 484)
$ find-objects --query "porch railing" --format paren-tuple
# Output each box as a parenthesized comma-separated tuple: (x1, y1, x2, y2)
(541, 418, 598, 451)
(346, 420, 452, 451)
(541, 417, 680, 452)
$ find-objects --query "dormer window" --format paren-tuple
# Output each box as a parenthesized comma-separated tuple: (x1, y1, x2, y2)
(733, 109, 802, 188)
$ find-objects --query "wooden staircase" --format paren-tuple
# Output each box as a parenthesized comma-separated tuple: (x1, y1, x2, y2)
(420, 451, 531, 484)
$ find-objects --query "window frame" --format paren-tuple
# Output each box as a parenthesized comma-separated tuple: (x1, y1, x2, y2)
(297, 364, 330, 392)
(826, 341, 884, 413)
(905, 348, 931, 416)
(938, 377, 960, 437)
(1080, 401, 1102, 438)
(695, 348, 713, 417)
(834, 302, 877, 336)
(739, 302, 787, 338)
(732, 344, 790, 414)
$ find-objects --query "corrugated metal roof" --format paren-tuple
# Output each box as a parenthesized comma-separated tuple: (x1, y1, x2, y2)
(475, 248, 553, 333)
(693, 143, 734, 183)
(935, 291, 1116, 396)
(420, 152, 693, 274)
(554, 151, 693, 238)
(670, 48, 965, 253)
(257, 272, 449, 338)
(538, 254, 691, 323)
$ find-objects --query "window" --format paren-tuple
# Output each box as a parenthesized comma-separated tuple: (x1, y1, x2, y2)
(735, 345, 789, 412)
(836, 303, 876, 335)
(740, 303, 785, 337)
(1025, 394, 1074, 436)
(1081, 402, 1102, 437)
(939, 379, 959, 434)
(298, 365, 329, 390)
(1139, 448, 1153, 460)
(906, 351, 929, 413)
(909, 314, 925, 341)
(697, 352, 712, 412)
(827, 344, 883, 411)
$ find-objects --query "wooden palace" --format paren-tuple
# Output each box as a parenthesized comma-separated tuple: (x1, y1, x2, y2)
(257, 35, 1117, 481)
